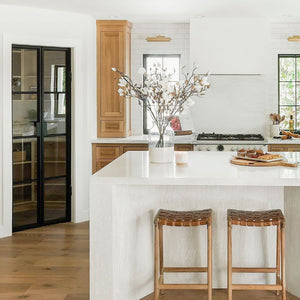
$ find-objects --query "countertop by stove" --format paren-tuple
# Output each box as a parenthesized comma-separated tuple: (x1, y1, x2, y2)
(92, 135, 300, 145)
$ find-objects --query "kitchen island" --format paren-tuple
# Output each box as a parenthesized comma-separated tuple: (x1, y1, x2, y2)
(90, 151, 300, 300)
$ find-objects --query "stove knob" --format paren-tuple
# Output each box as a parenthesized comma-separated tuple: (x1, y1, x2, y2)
(217, 145, 224, 151)
(206, 147, 211, 151)
(231, 147, 235, 151)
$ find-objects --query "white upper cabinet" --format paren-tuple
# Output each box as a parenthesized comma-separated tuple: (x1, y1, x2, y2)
(190, 18, 270, 74)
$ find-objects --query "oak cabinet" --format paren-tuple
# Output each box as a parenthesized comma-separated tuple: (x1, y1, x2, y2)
(268, 144, 300, 152)
(92, 143, 148, 173)
(122, 144, 148, 154)
(97, 20, 132, 138)
(92, 143, 195, 173)
(174, 144, 194, 151)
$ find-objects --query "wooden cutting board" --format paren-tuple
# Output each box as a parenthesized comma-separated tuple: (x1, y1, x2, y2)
(230, 158, 298, 167)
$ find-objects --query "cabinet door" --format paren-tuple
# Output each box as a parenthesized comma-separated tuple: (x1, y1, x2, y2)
(95, 145, 120, 160)
(97, 21, 132, 138)
(92, 144, 121, 173)
(99, 31, 124, 119)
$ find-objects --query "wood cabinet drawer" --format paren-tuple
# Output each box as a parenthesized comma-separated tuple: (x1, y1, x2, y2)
(268, 144, 300, 152)
(174, 144, 194, 151)
(100, 121, 124, 133)
(95, 146, 120, 160)
(122, 144, 148, 153)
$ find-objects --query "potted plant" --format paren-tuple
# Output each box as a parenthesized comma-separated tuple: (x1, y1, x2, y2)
(112, 65, 210, 163)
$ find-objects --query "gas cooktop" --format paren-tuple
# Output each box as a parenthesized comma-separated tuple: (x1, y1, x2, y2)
(196, 133, 264, 141)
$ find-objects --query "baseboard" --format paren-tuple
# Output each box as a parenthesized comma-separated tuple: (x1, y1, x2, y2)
(0, 225, 12, 239)
(73, 209, 89, 223)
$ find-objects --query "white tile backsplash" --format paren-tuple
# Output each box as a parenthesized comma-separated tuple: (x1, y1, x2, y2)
(131, 21, 300, 136)
(131, 23, 189, 135)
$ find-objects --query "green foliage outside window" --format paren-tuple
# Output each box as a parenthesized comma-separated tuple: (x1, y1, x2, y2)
(279, 55, 300, 131)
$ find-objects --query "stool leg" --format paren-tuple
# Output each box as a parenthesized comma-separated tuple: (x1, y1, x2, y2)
(208, 221, 212, 300)
(281, 224, 286, 300)
(154, 224, 160, 300)
(159, 225, 165, 295)
(276, 224, 281, 296)
(227, 221, 233, 300)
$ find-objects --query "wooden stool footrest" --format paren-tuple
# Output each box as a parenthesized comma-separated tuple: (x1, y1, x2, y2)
(232, 284, 283, 291)
(159, 283, 208, 290)
(163, 267, 208, 273)
(232, 267, 277, 273)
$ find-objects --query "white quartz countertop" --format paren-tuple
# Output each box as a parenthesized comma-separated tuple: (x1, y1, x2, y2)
(91, 151, 300, 186)
(92, 135, 194, 144)
(92, 135, 269, 145)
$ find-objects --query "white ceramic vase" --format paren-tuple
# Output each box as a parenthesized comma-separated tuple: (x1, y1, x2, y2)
(149, 147, 174, 163)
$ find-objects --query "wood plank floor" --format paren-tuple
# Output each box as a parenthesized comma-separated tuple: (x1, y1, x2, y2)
(0, 221, 299, 300)
(0, 222, 89, 300)
(141, 290, 299, 300)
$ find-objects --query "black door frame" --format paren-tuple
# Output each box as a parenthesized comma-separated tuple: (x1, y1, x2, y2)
(12, 44, 72, 232)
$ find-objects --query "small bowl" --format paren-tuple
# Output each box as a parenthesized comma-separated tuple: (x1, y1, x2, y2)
(237, 149, 246, 157)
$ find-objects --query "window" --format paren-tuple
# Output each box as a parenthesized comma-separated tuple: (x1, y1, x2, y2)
(143, 54, 180, 133)
(278, 55, 300, 131)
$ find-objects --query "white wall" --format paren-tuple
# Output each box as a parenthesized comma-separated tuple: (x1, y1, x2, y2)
(131, 23, 189, 135)
(0, 5, 96, 237)
(268, 22, 300, 113)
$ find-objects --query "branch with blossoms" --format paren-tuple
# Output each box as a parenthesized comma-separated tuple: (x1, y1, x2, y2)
(112, 64, 210, 146)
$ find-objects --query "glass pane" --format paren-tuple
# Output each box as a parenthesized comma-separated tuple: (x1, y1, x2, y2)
(297, 108, 300, 131)
(280, 57, 295, 81)
(44, 177, 66, 221)
(297, 84, 300, 105)
(145, 56, 163, 73)
(13, 182, 37, 228)
(44, 51, 66, 92)
(57, 94, 66, 115)
(280, 82, 295, 105)
(13, 139, 37, 182)
(280, 106, 295, 129)
(44, 136, 66, 178)
(297, 58, 300, 80)
(163, 57, 180, 81)
(43, 93, 66, 134)
(12, 49, 37, 92)
(12, 92, 37, 137)
(12, 93, 37, 101)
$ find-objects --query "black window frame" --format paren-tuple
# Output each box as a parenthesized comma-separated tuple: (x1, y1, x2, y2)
(142, 54, 181, 134)
(278, 54, 300, 132)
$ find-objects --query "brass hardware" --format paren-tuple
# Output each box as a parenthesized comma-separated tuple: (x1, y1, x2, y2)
(146, 35, 171, 42)
(288, 35, 300, 42)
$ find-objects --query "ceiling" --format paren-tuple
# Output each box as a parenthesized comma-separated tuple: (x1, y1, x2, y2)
(1, 0, 300, 22)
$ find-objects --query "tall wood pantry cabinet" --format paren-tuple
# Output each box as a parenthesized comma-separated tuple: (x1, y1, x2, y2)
(96, 20, 132, 137)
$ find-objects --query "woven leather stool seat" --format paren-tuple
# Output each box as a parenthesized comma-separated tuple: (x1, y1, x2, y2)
(155, 209, 212, 227)
(228, 209, 285, 227)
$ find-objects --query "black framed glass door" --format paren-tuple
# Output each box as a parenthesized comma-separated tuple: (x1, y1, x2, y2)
(12, 45, 71, 232)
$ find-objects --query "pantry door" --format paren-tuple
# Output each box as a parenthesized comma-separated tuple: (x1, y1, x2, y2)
(12, 45, 72, 232)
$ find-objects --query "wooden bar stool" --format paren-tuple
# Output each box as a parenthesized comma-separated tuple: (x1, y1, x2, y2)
(227, 209, 286, 300)
(154, 209, 212, 300)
